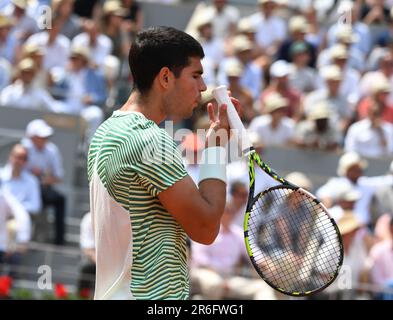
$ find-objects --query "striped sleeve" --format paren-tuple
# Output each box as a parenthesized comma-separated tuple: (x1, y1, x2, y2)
(131, 128, 188, 197)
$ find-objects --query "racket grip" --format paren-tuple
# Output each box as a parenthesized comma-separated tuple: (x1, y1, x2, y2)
(212, 86, 253, 153)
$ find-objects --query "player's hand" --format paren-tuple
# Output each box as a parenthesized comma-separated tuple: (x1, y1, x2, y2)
(205, 96, 241, 148)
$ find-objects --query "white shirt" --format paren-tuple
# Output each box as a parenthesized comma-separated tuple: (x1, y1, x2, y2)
(72, 33, 113, 67)
(22, 138, 64, 180)
(248, 12, 287, 49)
(204, 5, 240, 39)
(0, 188, 31, 251)
(26, 32, 70, 70)
(0, 80, 57, 111)
(65, 69, 87, 114)
(344, 119, 393, 158)
(199, 37, 225, 68)
(1, 165, 42, 215)
(80, 212, 95, 250)
(248, 115, 295, 147)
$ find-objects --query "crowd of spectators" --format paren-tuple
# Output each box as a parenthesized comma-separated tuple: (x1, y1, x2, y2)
(0, 0, 392, 300)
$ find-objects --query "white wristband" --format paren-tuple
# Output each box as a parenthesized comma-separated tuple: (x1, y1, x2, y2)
(198, 146, 227, 184)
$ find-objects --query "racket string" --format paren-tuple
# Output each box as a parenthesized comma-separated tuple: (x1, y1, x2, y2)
(247, 187, 342, 294)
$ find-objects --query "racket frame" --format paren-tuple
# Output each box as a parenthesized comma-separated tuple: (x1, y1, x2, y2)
(243, 148, 344, 297)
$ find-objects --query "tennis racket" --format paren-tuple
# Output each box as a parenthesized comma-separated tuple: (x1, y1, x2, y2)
(213, 86, 343, 297)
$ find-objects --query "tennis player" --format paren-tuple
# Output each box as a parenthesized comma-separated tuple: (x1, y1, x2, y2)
(87, 26, 241, 300)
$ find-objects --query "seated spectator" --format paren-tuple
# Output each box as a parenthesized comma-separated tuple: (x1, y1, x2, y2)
(0, 13, 18, 64)
(368, 218, 393, 299)
(316, 152, 393, 226)
(218, 35, 263, 100)
(305, 65, 353, 134)
(101, 0, 131, 60)
(0, 144, 41, 216)
(201, 0, 240, 40)
(52, 0, 83, 40)
(71, 19, 113, 70)
(345, 101, 393, 158)
(249, 92, 295, 147)
(78, 212, 96, 299)
(22, 119, 66, 245)
(7, 0, 39, 43)
(19, 43, 48, 90)
(192, 11, 224, 71)
(0, 186, 31, 274)
(25, 14, 71, 71)
(317, 25, 365, 73)
(0, 58, 58, 111)
(358, 75, 393, 124)
(288, 41, 320, 94)
(276, 15, 317, 68)
(247, 0, 287, 57)
(294, 101, 341, 151)
(50, 46, 106, 146)
(326, 1, 372, 56)
(261, 60, 303, 120)
(360, 51, 393, 103)
(190, 204, 276, 300)
(329, 44, 361, 107)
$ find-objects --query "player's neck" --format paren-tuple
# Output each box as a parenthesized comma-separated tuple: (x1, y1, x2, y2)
(121, 91, 166, 124)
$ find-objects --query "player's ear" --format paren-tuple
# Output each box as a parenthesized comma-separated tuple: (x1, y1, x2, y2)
(158, 67, 173, 89)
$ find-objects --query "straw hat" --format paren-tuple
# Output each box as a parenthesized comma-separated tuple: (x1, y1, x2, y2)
(285, 172, 313, 191)
(232, 35, 253, 53)
(103, 0, 128, 17)
(330, 44, 348, 60)
(308, 101, 331, 120)
(371, 77, 391, 94)
(320, 65, 342, 81)
(225, 59, 244, 78)
(336, 210, 362, 235)
(0, 14, 15, 28)
(336, 26, 359, 44)
(70, 46, 90, 61)
(263, 92, 288, 113)
(288, 16, 309, 33)
(337, 152, 368, 177)
(18, 58, 35, 72)
(237, 18, 256, 33)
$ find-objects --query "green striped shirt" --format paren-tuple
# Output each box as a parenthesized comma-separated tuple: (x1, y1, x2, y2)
(87, 111, 189, 300)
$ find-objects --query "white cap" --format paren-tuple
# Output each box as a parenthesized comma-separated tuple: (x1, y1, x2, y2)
(337, 152, 368, 176)
(270, 60, 291, 78)
(26, 119, 54, 138)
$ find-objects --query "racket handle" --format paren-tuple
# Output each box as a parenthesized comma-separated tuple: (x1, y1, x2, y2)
(212, 85, 253, 153)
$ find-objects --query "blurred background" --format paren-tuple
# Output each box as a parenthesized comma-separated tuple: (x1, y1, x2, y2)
(0, 0, 392, 300)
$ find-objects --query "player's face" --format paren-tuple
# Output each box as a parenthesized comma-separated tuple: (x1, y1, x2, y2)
(168, 57, 207, 120)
